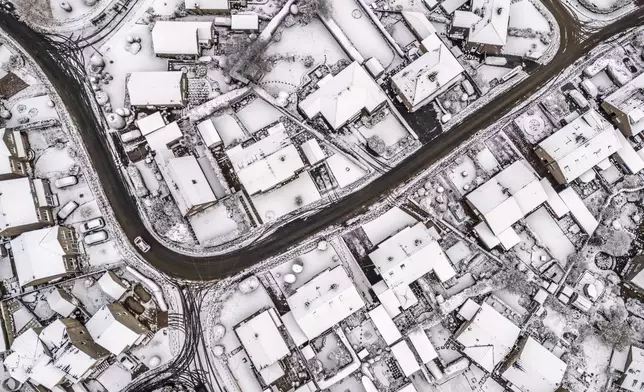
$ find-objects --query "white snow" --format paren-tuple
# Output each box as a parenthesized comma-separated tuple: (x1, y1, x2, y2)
(509, 0, 551, 32)
(361, 207, 416, 245)
(250, 173, 322, 222)
(326, 153, 367, 188)
(4, 95, 60, 127)
(211, 113, 248, 146)
(131, 328, 173, 369)
(357, 111, 410, 147)
(236, 98, 283, 134)
(188, 203, 239, 244)
(269, 245, 341, 293)
(525, 207, 575, 263)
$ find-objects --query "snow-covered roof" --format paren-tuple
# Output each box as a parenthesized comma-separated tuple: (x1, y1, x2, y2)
(455, 302, 520, 372)
(196, 119, 223, 147)
(558, 187, 598, 235)
(152, 21, 213, 56)
(185, 0, 229, 10)
(286, 266, 365, 340)
(458, 298, 481, 320)
(441, 0, 468, 14)
(145, 121, 183, 161)
(501, 337, 566, 392)
(280, 311, 307, 347)
(398, 384, 419, 392)
(97, 363, 132, 392)
(0, 129, 27, 176)
(402, 11, 437, 40)
(368, 305, 401, 345)
(536, 110, 621, 183)
(467, 0, 511, 46)
(46, 288, 77, 317)
(299, 62, 387, 129)
(166, 156, 217, 215)
(136, 112, 166, 136)
(301, 139, 326, 165)
(408, 328, 437, 364)
(326, 153, 366, 188)
(0, 177, 40, 232)
(12, 226, 70, 287)
(615, 131, 644, 174)
(369, 222, 456, 289)
(86, 304, 147, 355)
(128, 72, 186, 107)
(235, 309, 289, 373)
(231, 14, 259, 30)
(452, 10, 482, 28)
(621, 346, 644, 392)
(539, 178, 569, 218)
(98, 271, 128, 301)
(373, 280, 402, 317)
(603, 72, 644, 136)
(466, 160, 547, 236)
(391, 340, 420, 376)
(4, 329, 65, 389)
(392, 34, 464, 109)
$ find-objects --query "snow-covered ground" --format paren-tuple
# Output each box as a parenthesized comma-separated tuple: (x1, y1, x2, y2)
(235, 97, 283, 134)
(269, 244, 341, 293)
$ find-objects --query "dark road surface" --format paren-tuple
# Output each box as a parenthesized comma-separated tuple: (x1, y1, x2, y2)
(1, 3, 644, 281)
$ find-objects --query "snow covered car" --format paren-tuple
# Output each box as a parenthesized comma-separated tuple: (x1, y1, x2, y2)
(80, 217, 105, 234)
(57, 201, 78, 221)
(54, 175, 78, 189)
(134, 236, 150, 253)
(84, 230, 108, 246)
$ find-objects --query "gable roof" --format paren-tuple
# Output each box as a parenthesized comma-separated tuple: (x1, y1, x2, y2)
(12, 227, 69, 287)
(235, 309, 289, 370)
(502, 337, 566, 392)
(0, 177, 39, 231)
(468, 0, 511, 46)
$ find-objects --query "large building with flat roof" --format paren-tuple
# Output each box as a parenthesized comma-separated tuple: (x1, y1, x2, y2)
(151, 21, 214, 57)
(127, 72, 188, 108)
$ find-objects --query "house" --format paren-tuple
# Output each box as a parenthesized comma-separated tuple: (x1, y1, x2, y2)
(231, 13, 259, 31)
(602, 72, 644, 137)
(454, 302, 520, 372)
(369, 305, 402, 345)
(466, 160, 547, 249)
(185, 0, 230, 14)
(625, 254, 644, 293)
(286, 266, 365, 340)
(450, 0, 511, 54)
(235, 309, 290, 385)
(0, 177, 56, 237)
(620, 346, 644, 392)
(535, 110, 621, 184)
(136, 112, 166, 136)
(0, 128, 31, 180)
(85, 304, 148, 356)
(12, 226, 80, 287)
(299, 62, 387, 130)
(46, 288, 78, 317)
(301, 139, 326, 165)
(39, 319, 110, 384)
(127, 72, 188, 108)
(391, 340, 420, 377)
(368, 222, 456, 311)
(401, 11, 437, 40)
(558, 187, 598, 235)
(196, 118, 223, 148)
(391, 34, 464, 112)
(4, 328, 66, 390)
(151, 21, 214, 57)
(98, 271, 128, 301)
(500, 336, 567, 392)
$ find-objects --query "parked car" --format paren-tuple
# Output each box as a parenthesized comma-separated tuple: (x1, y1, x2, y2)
(54, 175, 78, 189)
(120, 129, 142, 143)
(80, 217, 105, 234)
(84, 230, 108, 246)
(134, 236, 150, 253)
(57, 201, 78, 221)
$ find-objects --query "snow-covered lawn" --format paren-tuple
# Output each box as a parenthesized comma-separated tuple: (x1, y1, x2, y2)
(188, 203, 239, 244)
(211, 113, 248, 146)
(389, 19, 416, 48)
(134, 160, 161, 193)
(525, 207, 576, 264)
(357, 112, 410, 147)
(509, 0, 551, 32)
(132, 328, 173, 369)
(34, 146, 76, 177)
(446, 156, 479, 196)
(269, 244, 340, 293)
(228, 350, 263, 392)
(251, 173, 322, 222)
(503, 36, 550, 58)
(475, 65, 513, 89)
(99, 24, 167, 108)
(148, 0, 184, 15)
(326, 153, 367, 189)
(97, 363, 132, 392)
(72, 277, 113, 315)
(361, 207, 415, 245)
(49, 0, 100, 22)
(85, 240, 122, 267)
(235, 98, 283, 134)
(579, 334, 612, 390)
(262, 19, 348, 93)
(4, 95, 59, 127)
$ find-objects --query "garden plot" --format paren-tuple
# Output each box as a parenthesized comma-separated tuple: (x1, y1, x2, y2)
(357, 112, 410, 147)
(589, 70, 618, 96)
(251, 173, 321, 222)
(525, 207, 576, 264)
(428, 322, 463, 363)
(389, 19, 417, 48)
(33, 145, 76, 178)
(99, 24, 167, 108)
(187, 203, 239, 245)
(445, 156, 480, 195)
(132, 328, 173, 369)
(4, 95, 59, 127)
(513, 106, 556, 144)
(269, 245, 341, 293)
(72, 277, 113, 315)
(262, 19, 348, 93)
(235, 98, 283, 134)
(361, 207, 416, 245)
(134, 160, 161, 194)
(211, 113, 248, 146)
(513, 229, 552, 269)
(329, 0, 402, 68)
(328, 373, 366, 392)
(85, 240, 122, 267)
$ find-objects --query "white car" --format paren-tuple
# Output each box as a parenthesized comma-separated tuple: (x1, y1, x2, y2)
(84, 230, 108, 246)
(80, 217, 105, 234)
(134, 236, 150, 253)
(57, 201, 79, 221)
(54, 175, 78, 189)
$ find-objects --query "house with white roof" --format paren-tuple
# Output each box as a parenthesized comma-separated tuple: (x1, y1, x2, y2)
(46, 288, 78, 318)
(301, 139, 326, 165)
(235, 308, 290, 385)
(12, 225, 80, 286)
(391, 340, 420, 377)
(136, 112, 166, 136)
(299, 62, 387, 130)
(85, 304, 148, 356)
(151, 21, 214, 57)
(196, 118, 223, 148)
(231, 13, 259, 31)
(454, 302, 520, 372)
(391, 34, 464, 112)
(286, 265, 365, 340)
(0, 177, 57, 237)
(449, 0, 511, 54)
(0, 128, 31, 180)
(466, 160, 547, 249)
(369, 222, 456, 312)
(127, 72, 188, 108)
(39, 319, 111, 384)
(402, 11, 437, 41)
(535, 110, 622, 184)
(185, 0, 230, 13)
(620, 346, 644, 392)
(500, 336, 566, 392)
(602, 72, 644, 137)
(98, 271, 128, 301)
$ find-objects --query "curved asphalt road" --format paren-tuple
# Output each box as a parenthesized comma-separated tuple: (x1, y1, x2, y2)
(1, 3, 643, 281)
